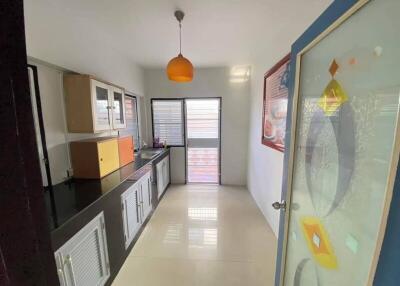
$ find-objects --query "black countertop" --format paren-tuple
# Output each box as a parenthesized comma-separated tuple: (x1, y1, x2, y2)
(45, 148, 168, 231)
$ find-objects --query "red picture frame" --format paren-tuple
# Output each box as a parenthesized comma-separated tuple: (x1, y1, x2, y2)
(261, 54, 290, 152)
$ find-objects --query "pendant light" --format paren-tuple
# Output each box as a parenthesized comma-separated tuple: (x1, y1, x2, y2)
(166, 10, 194, 82)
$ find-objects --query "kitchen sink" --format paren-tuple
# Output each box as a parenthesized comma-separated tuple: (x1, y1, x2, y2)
(139, 150, 163, 159)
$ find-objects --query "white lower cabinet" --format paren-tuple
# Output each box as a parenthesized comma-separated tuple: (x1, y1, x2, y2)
(156, 162, 164, 199)
(156, 155, 170, 199)
(140, 171, 152, 220)
(121, 183, 141, 249)
(54, 212, 110, 286)
(121, 170, 152, 249)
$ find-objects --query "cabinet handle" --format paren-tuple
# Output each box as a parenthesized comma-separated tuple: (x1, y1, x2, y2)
(64, 255, 72, 265)
(100, 158, 103, 162)
(135, 192, 139, 223)
(148, 179, 151, 206)
(57, 268, 67, 286)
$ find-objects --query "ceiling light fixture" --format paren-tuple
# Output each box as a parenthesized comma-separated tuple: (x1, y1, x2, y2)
(166, 10, 194, 82)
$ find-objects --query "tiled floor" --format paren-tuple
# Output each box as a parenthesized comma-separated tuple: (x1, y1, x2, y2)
(112, 184, 277, 286)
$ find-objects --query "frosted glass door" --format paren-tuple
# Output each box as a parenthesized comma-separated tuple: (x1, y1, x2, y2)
(283, 1, 400, 285)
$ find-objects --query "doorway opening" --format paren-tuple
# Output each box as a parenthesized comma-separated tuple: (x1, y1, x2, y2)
(185, 98, 221, 184)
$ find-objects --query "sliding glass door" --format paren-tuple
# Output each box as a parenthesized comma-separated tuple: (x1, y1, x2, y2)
(185, 98, 221, 184)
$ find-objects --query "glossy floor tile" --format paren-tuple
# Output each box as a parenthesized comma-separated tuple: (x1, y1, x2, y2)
(112, 184, 277, 286)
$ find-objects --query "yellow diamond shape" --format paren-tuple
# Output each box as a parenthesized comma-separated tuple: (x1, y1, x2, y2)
(318, 79, 348, 116)
(301, 217, 338, 269)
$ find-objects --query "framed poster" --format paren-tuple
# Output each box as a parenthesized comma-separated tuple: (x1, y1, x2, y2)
(261, 54, 290, 152)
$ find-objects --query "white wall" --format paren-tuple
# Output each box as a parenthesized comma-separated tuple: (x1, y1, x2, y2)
(143, 67, 250, 186)
(247, 60, 286, 237)
(24, 0, 144, 95)
(24, 0, 146, 185)
(28, 62, 121, 184)
(246, 5, 332, 236)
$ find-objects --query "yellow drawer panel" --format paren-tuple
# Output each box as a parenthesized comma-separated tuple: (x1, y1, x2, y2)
(98, 139, 120, 177)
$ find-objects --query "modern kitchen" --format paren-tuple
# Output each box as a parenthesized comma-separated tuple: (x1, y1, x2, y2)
(29, 67, 174, 285)
(2, 1, 400, 286)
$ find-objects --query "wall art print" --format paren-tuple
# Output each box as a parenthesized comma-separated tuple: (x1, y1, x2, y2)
(262, 54, 290, 152)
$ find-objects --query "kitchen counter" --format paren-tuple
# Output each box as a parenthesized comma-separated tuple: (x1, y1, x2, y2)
(45, 148, 168, 231)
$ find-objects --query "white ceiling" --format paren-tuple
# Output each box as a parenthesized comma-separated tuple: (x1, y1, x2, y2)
(26, 0, 332, 68)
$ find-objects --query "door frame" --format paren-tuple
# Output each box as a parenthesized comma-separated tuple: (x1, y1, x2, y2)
(275, 0, 400, 285)
(150, 97, 222, 185)
(0, 0, 59, 284)
(184, 97, 222, 185)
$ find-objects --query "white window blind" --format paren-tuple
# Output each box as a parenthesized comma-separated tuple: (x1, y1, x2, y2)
(152, 100, 184, 146)
(186, 99, 219, 139)
(120, 95, 140, 149)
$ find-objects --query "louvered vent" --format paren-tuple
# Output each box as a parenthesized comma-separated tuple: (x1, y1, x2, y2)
(122, 186, 141, 249)
(54, 212, 109, 286)
(152, 100, 184, 146)
(127, 190, 138, 238)
(70, 229, 103, 286)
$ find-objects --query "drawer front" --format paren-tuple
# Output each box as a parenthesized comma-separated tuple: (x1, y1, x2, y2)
(98, 139, 119, 177)
(118, 136, 134, 167)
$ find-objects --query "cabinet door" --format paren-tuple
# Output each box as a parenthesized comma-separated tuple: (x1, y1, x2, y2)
(118, 136, 134, 167)
(141, 172, 152, 220)
(91, 79, 112, 132)
(54, 212, 110, 286)
(121, 184, 141, 249)
(156, 161, 164, 199)
(164, 155, 170, 187)
(97, 139, 120, 178)
(111, 87, 126, 129)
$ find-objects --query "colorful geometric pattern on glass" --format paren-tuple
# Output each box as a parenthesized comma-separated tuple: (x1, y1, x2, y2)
(283, 1, 400, 285)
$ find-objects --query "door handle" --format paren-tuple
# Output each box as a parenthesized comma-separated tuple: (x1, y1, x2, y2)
(272, 200, 286, 211)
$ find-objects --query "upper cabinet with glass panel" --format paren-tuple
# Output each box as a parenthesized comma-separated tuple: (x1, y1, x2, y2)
(64, 75, 127, 133)
(111, 87, 126, 129)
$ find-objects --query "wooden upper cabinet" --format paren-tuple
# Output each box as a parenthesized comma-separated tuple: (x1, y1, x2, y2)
(118, 136, 134, 167)
(70, 137, 120, 179)
(64, 75, 127, 133)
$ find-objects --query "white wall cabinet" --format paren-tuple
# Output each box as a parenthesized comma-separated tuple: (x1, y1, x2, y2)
(64, 75, 126, 133)
(54, 212, 110, 286)
(121, 170, 152, 249)
(156, 155, 170, 199)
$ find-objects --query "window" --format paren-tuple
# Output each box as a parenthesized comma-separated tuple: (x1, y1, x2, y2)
(151, 99, 184, 146)
(120, 95, 140, 150)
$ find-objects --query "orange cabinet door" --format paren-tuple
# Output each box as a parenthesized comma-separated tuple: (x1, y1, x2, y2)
(118, 136, 134, 167)
(98, 139, 120, 177)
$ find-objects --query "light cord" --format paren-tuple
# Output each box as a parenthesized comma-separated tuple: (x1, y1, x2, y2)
(179, 22, 182, 54)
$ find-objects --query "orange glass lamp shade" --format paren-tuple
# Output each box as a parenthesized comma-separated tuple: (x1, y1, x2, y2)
(167, 53, 193, 82)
